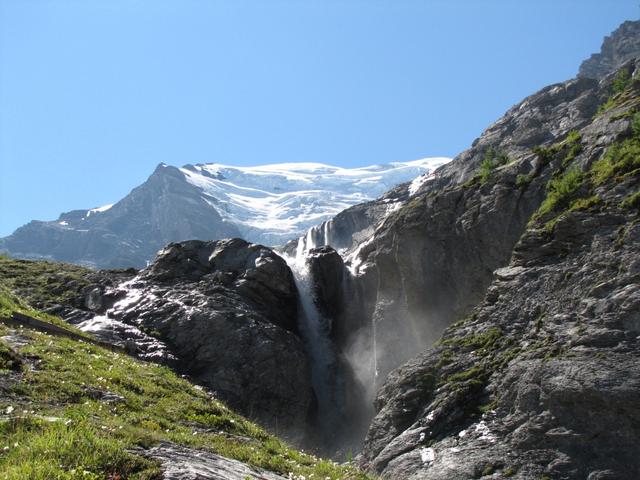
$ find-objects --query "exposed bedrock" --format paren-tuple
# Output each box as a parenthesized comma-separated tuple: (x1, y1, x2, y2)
(31, 238, 314, 443)
(358, 60, 640, 479)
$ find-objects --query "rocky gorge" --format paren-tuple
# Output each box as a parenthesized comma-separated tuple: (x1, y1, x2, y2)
(1, 18, 640, 480)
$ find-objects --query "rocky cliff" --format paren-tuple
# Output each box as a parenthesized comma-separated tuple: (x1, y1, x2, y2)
(356, 59, 640, 479)
(579, 20, 640, 79)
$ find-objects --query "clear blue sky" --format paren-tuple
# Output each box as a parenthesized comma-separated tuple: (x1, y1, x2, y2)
(1, 0, 638, 236)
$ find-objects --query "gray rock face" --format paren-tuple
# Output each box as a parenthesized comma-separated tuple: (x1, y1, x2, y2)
(579, 20, 640, 79)
(107, 239, 312, 441)
(140, 442, 287, 480)
(343, 74, 601, 390)
(24, 238, 313, 442)
(306, 246, 345, 325)
(358, 61, 640, 479)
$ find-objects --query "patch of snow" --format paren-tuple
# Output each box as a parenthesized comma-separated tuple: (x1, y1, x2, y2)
(407, 158, 449, 196)
(345, 236, 375, 276)
(86, 204, 114, 218)
(420, 447, 435, 464)
(474, 420, 496, 443)
(58, 221, 69, 226)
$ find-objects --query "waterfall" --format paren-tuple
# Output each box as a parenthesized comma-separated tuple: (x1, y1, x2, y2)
(283, 219, 378, 454)
(282, 231, 343, 442)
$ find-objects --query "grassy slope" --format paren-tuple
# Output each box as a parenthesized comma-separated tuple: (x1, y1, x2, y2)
(0, 273, 371, 479)
(0, 256, 94, 310)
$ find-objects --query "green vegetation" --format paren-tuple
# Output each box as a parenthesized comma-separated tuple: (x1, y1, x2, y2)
(612, 68, 632, 95)
(591, 133, 640, 185)
(442, 365, 486, 388)
(0, 283, 86, 337)
(621, 191, 640, 211)
(568, 195, 601, 213)
(503, 467, 517, 477)
(515, 174, 532, 188)
(479, 148, 510, 184)
(524, 130, 582, 193)
(596, 67, 637, 115)
(536, 167, 584, 219)
(0, 256, 93, 310)
(437, 326, 520, 394)
(562, 130, 583, 167)
(481, 464, 496, 476)
(441, 327, 502, 354)
(529, 115, 639, 233)
(0, 288, 371, 480)
(632, 111, 640, 136)
(532, 144, 561, 166)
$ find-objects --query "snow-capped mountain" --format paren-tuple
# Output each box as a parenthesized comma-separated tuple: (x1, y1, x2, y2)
(0, 157, 450, 268)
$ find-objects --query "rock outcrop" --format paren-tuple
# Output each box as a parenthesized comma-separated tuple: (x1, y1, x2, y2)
(140, 442, 287, 480)
(358, 60, 640, 479)
(579, 20, 640, 79)
(332, 74, 602, 393)
(306, 246, 345, 325)
(7, 239, 314, 442)
(100, 239, 313, 441)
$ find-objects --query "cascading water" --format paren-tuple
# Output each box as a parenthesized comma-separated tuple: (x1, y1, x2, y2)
(281, 221, 378, 456)
(282, 232, 343, 443)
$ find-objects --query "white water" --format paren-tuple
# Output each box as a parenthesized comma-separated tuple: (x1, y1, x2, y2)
(288, 218, 380, 399)
(282, 232, 341, 433)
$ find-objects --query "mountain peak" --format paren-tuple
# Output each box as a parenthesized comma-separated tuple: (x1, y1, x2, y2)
(579, 19, 640, 79)
(0, 157, 450, 268)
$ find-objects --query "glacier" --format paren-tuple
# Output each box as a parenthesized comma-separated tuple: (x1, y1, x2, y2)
(178, 157, 450, 245)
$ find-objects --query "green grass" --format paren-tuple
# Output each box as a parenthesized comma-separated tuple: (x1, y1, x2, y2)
(0, 284, 87, 337)
(0, 256, 94, 311)
(0, 289, 372, 480)
(562, 131, 582, 166)
(568, 195, 601, 213)
(440, 327, 502, 354)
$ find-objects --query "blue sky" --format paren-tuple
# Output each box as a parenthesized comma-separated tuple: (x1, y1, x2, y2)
(0, 0, 638, 236)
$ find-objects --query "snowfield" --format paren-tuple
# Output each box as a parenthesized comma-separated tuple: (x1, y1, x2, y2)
(178, 158, 450, 245)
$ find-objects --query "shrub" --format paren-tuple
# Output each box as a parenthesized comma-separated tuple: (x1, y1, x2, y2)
(612, 68, 631, 95)
(537, 167, 584, 217)
(479, 148, 510, 184)
(516, 174, 531, 188)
